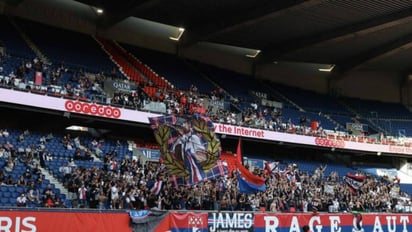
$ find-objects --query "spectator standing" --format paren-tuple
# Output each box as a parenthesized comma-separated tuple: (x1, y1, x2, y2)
(78, 183, 88, 207)
(110, 182, 120, 209)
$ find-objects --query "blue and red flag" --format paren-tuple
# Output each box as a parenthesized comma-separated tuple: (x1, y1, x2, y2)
(343, 173, 365, 194)
(235, 137, 266, 193)
(237, 172, 266, 194)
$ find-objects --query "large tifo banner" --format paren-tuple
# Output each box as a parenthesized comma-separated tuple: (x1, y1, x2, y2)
(149, 115, 227, 185)
(162, 212, 411, 232)
(2, 88, 412, 155)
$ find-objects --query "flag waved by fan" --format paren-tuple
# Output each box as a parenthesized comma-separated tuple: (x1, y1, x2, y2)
(235, 137, 266, 193)
(149, 114, 226, 185)
(343, 173, 365, 194)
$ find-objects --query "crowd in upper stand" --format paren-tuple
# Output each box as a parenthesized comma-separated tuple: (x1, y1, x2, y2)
(1, 51, 412, 144)
(0, 127, 411, 212)
(0, 52, 318, 132)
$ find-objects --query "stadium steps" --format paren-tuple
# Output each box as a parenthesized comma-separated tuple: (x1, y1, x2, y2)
(38, 165, 69, 197)
(94, 36, 147, 84)
(10, 19, 49, 64)
(338, 100, 385, 134)
(258, 79, 304, 112)
(113, 41, 172, 89)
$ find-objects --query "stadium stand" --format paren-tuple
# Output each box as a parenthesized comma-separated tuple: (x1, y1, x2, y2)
(121, 44, 216, 94)
(1, 115, 411, 211)
(0, 16, 35, 59)
(16, 19, 115, 73)
(0, 16, 412, 215)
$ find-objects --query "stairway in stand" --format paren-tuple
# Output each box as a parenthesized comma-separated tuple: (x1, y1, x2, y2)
(112, 41, 172, 89)
(10, 19, 50, 64)
(94, 36, 146, 84)
(94, 36, 176, 99)
(38, 164, 69, 200)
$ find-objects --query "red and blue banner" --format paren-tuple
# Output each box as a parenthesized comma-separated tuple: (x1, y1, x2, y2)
(0, 206, 411, 232)
(160, 212, 412, 232)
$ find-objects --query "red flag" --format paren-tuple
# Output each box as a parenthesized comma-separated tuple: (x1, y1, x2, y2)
(236, 137, 242, 164)
(236, 137, 265, 186)
(237, 161, 265, 186)
(343, 173, 365, 194)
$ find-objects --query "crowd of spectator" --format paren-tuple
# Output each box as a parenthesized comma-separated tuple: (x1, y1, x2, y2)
(4, 46, 412, 156)
(2, 53, 408, 148)
(0, 54, 107, 100)
(1, 127, 410, 212)
(0, 128, 66, 208)
(54, 139, 411, 213)
(1, 52, 412, 212)
(0, 53, 322, 137)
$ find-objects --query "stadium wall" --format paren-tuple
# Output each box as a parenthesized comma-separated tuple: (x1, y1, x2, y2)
(181, 43, 255, 75)
(257, 63, 329, 95)
(0, 0, 5, 15)
(97, 17, 178, 55)
(258, 65, 402, 104)
(334, 70, 401, 103)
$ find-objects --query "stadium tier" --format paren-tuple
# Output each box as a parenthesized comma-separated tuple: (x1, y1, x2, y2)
(0, 12, 412, 232)
(1, 17, 412, 137)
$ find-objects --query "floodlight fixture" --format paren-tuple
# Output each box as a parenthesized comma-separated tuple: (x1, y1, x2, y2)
(96, 8, 103, 14)
(169, 27, 185, 41)
(246, 50, 261, 58)
(318, 64, 335, 72)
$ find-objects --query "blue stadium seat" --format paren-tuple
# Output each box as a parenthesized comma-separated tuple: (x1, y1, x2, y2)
(64, 199, 72, 208)
(0, 186, 8, 192)
(8, 186, 16, 192)
(11, 192, 19, 199)
(9, 197, 16, 203)
(3, 192, 11, 198)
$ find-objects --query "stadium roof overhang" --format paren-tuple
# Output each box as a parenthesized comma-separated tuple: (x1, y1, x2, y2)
(3, 0, 412, 81)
